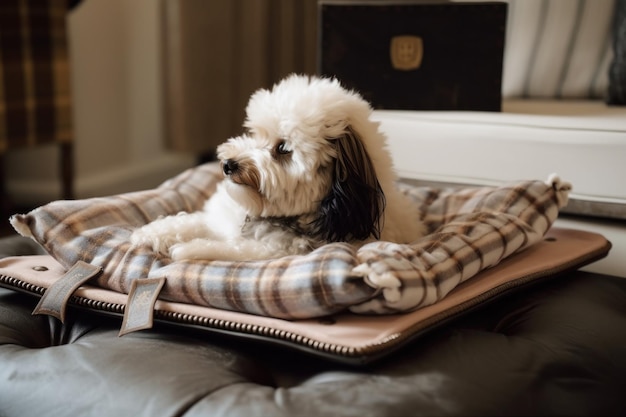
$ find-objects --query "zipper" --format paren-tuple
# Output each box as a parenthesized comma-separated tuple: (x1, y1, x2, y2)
(0, 274, 46, 296)
(0, 239, 611, 364)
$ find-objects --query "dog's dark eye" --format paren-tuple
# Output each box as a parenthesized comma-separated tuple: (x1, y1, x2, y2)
(275, 141, 291, 155)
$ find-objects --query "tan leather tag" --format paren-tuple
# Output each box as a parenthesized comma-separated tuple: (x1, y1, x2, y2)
(119, 277, 166, 336)
(32, 261, 103, 322)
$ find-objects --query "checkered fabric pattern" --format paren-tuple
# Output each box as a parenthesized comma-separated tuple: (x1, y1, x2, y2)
(10, 162, 570, 319)
(0, 0, 72, 152)
(351, 179, 569, 314)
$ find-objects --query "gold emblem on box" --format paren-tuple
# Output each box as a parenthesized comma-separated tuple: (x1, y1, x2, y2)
(390, 35, 423, 71)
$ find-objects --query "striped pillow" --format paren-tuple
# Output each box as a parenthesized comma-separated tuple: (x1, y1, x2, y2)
(502, 0, 615, 99)
(10, 162, 570, 319)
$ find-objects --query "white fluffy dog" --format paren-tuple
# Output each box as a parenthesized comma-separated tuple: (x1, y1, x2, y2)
(131, 74, 425, 261)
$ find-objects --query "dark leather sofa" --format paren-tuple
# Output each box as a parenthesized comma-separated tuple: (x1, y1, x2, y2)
(1, 234, 625, 416)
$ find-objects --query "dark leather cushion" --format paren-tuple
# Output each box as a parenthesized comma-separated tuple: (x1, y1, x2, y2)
(1, 268, 625, 416)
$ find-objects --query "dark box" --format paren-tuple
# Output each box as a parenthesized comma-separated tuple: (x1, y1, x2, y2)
(318, 1, 508, 111)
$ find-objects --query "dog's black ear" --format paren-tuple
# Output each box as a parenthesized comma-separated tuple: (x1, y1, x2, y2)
(313, 126, 385, 242)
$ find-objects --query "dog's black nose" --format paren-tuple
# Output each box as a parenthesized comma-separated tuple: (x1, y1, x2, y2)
(223, 159, 239, 176)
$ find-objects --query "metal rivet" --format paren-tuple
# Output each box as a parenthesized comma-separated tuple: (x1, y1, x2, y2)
(32, 266, 48, 271)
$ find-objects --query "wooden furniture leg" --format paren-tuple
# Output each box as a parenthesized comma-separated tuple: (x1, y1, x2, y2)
(60, 143, 74, 200)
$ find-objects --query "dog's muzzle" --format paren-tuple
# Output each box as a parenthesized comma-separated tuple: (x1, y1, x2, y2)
(221, 158, 261, 191)
(223, 159, 239, 176)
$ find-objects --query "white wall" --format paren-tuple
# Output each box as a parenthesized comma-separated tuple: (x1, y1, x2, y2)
(6, 0, 195, 204)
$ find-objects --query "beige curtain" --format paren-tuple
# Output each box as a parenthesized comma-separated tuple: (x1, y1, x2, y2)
(162, 0, 318, 153)
(0, 0, 74, 202)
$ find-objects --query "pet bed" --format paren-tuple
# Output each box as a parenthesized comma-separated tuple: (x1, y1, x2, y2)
(0, 226, 610, 363)
(9, 162, 570, 321)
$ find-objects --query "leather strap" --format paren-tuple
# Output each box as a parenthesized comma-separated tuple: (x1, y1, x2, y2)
(32, 261, 102, 322)
(119, 277, 166, 336)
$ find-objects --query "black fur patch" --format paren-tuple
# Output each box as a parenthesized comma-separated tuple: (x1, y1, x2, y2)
(312, 126, 385, 242)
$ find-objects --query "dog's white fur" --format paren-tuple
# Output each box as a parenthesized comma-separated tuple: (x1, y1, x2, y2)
(131, 74, 424, 261)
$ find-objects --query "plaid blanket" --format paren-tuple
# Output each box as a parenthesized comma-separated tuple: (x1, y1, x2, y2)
(0, 0, 73, 151)
(10, 162, 571, 319)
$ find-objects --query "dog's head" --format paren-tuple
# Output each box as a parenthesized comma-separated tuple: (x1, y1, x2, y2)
(216, 74, 386, 242)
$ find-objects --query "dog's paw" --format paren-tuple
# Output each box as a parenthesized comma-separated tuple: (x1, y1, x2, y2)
(169, 240, 217, 262)
(130, 228, 175, 255)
